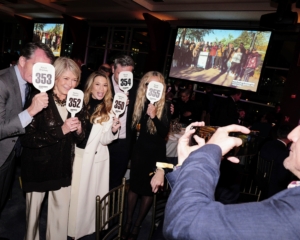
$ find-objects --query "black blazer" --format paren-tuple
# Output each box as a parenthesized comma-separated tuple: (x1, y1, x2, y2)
(20, 91, 86, 192)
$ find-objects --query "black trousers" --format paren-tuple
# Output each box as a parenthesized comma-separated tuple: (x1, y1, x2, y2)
(0, 149, 16, 213)
(108, 139, 130, 190)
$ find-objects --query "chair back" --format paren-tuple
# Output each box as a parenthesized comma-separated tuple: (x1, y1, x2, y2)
(255, 154, 274, 199)
(148, 178, 171, 240)
(96, 178, 126, 240)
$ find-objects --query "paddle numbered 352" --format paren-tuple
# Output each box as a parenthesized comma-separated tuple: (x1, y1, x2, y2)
(66, 89, 84, 117)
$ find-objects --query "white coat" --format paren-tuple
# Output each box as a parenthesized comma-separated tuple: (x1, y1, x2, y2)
(74, 113, 119, 239)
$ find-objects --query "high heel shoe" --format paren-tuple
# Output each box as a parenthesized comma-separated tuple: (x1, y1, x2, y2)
(128, 225, 141, 240)
(121, 222, 132, 240)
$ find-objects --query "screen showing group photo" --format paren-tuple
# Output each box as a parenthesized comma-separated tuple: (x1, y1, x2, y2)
(33, 23, 64, 57)
(169, 28, 272, 92)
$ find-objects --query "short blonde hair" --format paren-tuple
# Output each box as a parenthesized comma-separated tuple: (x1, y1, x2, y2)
(53, 57, 81, 87)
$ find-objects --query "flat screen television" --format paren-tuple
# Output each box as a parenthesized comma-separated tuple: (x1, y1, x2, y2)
(33, 23, 64, 57)
(169, 27, 272, 92)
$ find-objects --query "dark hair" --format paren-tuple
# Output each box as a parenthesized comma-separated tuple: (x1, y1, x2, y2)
(231, 89, 242, 96)
(99, 65, 111, 73)
(277, 124, 293, 139)
(20, 42, 55, 64)
(181, 89, 191, 96)
(113, 55, 134, 70)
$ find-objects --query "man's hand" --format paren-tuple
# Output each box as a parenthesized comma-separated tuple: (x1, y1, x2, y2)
(27, 92, 49, 117)
(177, 122, 206, 166)
(62, 117, 81, 135)
(207, 124, 250, 163)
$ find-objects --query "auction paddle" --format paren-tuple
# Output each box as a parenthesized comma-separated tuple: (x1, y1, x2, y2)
(66, 89, 84, 117)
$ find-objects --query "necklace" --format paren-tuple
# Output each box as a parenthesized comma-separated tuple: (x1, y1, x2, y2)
(52, 92, 66, 106)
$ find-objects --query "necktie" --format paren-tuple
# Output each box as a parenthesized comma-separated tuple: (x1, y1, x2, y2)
(15, 83, 31, 157)
(24, 83, 31, 109)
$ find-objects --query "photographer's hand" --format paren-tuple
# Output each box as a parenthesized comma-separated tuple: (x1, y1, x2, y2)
(207, 124, 250, 163)
(177, 121, 205, 166)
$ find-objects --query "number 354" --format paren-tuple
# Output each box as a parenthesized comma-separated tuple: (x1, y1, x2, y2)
(35, 73, 52, 84)
(69, 98, 81, 108)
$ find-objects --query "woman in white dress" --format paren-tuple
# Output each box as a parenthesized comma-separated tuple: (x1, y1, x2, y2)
(68, 71, 121, 239)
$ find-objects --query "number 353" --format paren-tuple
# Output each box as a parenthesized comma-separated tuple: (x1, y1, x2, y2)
(35, 73, 52, 84)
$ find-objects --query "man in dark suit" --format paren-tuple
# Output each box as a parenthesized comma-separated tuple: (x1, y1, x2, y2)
(215, 89, 242, 204)
(164, 123, 300, 239)
(108, 55, 138, 190)
(217, 89, 241, 127)
(260, 124, 294, 198)
(73, 56, 93, 91)
(0, 42, 54, 215)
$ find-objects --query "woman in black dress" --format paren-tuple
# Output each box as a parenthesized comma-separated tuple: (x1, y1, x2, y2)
(122, 71, 171, 239)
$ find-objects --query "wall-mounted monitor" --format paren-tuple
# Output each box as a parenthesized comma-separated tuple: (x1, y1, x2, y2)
(169, 27, 272, 92)
(33, 23, 64, 57)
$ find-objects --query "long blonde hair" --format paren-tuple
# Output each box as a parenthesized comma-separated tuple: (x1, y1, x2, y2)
(83, 71, 112, 124)
(132, 71, 166, 134)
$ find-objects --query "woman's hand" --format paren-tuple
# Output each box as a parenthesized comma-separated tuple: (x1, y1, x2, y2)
(151, 169, 164, 193)
(62, 117, 80, 135)
(112, 117, 121, 133)
(76, 120, 82, 135)
(147, 103, 156, 119)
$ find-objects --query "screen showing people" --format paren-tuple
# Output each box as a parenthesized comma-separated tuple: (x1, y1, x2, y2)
(33, 23, 64, 57)
(169, 28, 272, 92)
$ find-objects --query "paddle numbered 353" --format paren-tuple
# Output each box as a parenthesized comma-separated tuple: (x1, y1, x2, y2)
(32, 63, 55, 92)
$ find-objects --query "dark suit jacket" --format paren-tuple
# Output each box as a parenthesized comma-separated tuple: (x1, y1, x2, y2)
(260, 139, 293, 197)
(217, 96, 239, 126)
(0, 66, 25, 167)
(77, 65, 93, 91)
(20, 91, 86, 192)
(164, 144, 300, 239)
(109, 76, 138, 149)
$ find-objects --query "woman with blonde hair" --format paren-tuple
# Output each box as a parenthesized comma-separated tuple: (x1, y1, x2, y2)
(67, 71, 121, 239)
(122, 71, 171, 240)
(21, 57, 85, 240)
